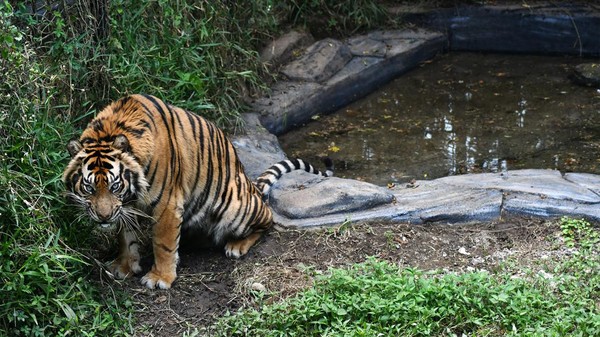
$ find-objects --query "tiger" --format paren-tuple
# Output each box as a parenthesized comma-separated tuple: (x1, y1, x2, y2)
(63, 94, 333, 289)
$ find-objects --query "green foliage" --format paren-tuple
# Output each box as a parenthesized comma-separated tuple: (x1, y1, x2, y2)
(7, 0, 280, 128)
(212, 254, 600, 336)
(552, 217, 600, 308)
(0, 2, 131, 336)
(284, 0, 392, 37)
(560, 217, 599, 250)
(106, 0, 279, 128)
(7, 1, 111, 118)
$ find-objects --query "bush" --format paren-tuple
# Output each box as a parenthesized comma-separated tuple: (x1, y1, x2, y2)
(1, 2, 131, 335)
(212, 257, 600, 336)
(283, 0, 392, 38)
(106, 0, 279, 128)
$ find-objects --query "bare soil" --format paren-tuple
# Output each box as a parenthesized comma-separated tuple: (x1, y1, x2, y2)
(113, 216, 567, 336)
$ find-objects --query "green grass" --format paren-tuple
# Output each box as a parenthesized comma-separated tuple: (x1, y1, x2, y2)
(211, 218, 600, 336)
(0, 2, 131, 335)
(105, 0, 279, 128)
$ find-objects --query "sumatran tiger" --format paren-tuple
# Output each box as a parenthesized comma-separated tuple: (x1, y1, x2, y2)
(63, 94, 333, 289)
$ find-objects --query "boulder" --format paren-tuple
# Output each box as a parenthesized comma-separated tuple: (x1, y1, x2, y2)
(269, 174, 394, 219)
(259, 30, 315, 66)
(281, 38, 353, 82)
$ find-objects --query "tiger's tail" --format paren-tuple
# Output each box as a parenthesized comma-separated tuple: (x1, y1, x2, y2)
(255, 158, 334, 199)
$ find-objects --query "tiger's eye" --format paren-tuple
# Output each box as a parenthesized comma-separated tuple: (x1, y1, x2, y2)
(110, 181, 121, 193)
(82, 183, 95, 194)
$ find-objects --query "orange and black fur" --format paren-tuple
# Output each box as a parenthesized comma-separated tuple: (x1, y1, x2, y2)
(63, 94, 333, 289)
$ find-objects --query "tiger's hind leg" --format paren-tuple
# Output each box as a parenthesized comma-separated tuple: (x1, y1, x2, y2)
(109, 225, 142, 279)
(224, 232, 263, 259)
(221, 191, 272, 258)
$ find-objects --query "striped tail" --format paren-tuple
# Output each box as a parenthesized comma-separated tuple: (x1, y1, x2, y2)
(255, 158, 334, 199)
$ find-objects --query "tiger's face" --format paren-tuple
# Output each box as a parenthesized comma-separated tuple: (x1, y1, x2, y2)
(63, 135, 148, 229)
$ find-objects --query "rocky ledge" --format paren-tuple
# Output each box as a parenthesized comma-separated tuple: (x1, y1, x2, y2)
(232, 3, 600, 228)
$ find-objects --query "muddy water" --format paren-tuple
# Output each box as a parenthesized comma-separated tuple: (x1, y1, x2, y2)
(279, 52, 600, 186)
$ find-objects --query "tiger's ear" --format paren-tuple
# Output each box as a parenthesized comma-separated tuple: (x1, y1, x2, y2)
(67, 139, 82, 157)
(112, 135, 131, 152)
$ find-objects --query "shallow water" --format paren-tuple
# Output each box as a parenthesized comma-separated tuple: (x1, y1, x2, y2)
(279, 52, 600, 186)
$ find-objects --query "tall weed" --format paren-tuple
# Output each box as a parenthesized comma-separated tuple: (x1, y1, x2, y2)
(1, 2, 131, 335)
(106, 0, 278, 128)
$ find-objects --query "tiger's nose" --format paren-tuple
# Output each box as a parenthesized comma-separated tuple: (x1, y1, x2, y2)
(95, 207, 113, 222)
(95, 201, 114, 222)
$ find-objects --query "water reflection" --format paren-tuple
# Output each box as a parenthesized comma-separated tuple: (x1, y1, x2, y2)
(516, 88, 527, 128)
(279, 53, 600, 185)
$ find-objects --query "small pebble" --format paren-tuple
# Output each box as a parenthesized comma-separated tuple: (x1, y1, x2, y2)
(250, 282, 266, 292)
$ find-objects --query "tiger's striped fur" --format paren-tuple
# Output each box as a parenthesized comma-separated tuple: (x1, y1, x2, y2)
(62, 94, 332, 289)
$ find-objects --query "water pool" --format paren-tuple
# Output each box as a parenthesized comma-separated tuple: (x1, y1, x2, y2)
(279, 52, 600, 185)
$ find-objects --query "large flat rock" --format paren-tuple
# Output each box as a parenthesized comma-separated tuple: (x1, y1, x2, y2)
(253, 81, 323, 136)
(410, 4, 600, 56)
(504, 193, 600, 221)
(281, 38, 353, 82)
(564, 172, 600, 196)
(269, 174, 394, 219)
(391, 180, 503, 224)
(268, 177, 503, 228)
(436, 170, 600, 203)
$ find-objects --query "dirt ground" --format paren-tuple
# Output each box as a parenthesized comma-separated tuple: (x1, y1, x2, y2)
(103, 216, 573, 336)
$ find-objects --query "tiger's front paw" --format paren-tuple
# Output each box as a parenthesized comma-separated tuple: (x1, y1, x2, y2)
(140, 268, 176, 289)
(109, 256, 142, 280)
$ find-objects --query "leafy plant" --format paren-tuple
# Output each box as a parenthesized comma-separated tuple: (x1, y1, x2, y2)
(553, 217, 600, 303)
(0, 0, 290, 334)
(0, 2, 131, 335)
(560, 217, 599, 250)
(284, 0, 393, 38)
(211, 256, 600, 336)
(106, 0, 279, 128)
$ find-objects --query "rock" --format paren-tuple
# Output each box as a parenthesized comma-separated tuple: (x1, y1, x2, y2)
(269, 174, 394, 219)
(326, 57, 384, 87)
(259, 30, 314, 66)
(250, 282, 266, 292)
(392, 179, 503, 224)
(253, 81, 323, 136)
(563, 172, 600, 196)
(231, 113, 287, 180)
(281, 38, 353, 82)
(413, 5, 600, 56)
(367, 29, 444, 41)
(436, 169, 600, 203)
(346, 35, 387, 57)
(254, 31, 446, 135)
(503, 193, 600, 221)
(571, 63, 600, 87)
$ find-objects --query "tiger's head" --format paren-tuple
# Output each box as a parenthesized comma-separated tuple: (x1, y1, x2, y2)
(62, 134, 149, 229)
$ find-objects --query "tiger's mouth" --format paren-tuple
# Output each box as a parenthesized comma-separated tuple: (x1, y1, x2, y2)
(95, 220, 119, 232)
